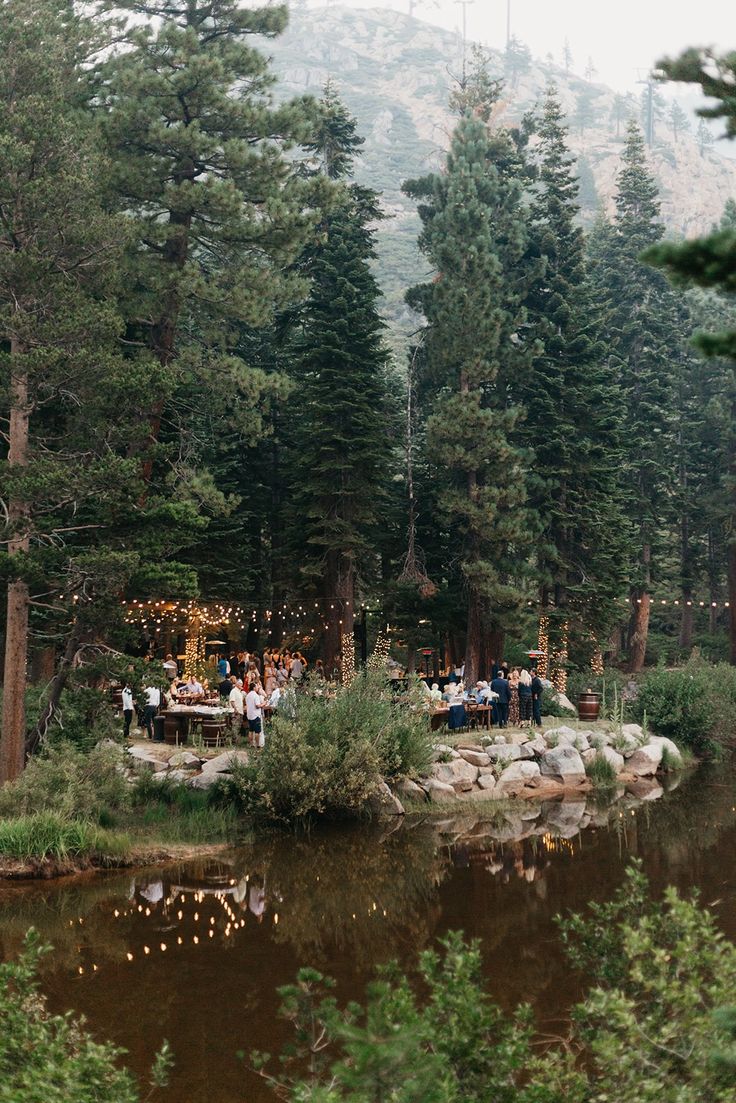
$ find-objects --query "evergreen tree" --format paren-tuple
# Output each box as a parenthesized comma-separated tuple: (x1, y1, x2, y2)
(696, 118, 716, 158)
(646, 49, 736, 658)
(100, 0, 319, 486)
(573, 83, 604, 136)
(589, 123, 688, 671)
(404, 111, 538, 685)
(289, 92, 391, 675)
(668, 100, 691, 143)
(521, 88, 629, 672)
(0, 0, 164, 777)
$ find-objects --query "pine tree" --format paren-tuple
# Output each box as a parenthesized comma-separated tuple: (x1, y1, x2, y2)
(0, 0, 161, 777)
(589, 123, 688, 671)
(668, 100, 691, 144)
(646, 48, 736, 658)
(101, 0, 318, 485)
(290, 92, 391, 675)
(404, 111, 538, 685)
(521, 88, 629, 674)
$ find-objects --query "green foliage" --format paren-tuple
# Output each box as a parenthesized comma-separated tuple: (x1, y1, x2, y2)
(217, 672, 433, 821)
(258, 931, 581, 1102)
(634, 661, 736, 756)
(584, 753, 617, 788)
(0, 742, 130, 822)
(0, 814, 130, 864)
(130, 774, 239, 843)
(0, 931, 168, 1102)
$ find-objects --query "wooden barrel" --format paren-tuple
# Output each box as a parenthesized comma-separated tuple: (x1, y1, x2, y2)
(577, 692, 601, 722)
(201, 721, 225, 747)
(164, 715, 187, 745)
(111, 688, 123, 709)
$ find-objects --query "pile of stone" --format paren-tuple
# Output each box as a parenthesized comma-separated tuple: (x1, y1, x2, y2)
(125, 745, 249, 789)
(394, 723, 684, 806)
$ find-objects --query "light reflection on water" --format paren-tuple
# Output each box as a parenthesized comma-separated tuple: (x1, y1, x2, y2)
(0, 764, 735, 1103)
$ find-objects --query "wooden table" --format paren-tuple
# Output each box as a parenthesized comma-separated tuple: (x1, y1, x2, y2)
(430, 703, 493, 732)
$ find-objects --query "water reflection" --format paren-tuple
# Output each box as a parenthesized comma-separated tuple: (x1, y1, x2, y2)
(0, 764, 734, 1103)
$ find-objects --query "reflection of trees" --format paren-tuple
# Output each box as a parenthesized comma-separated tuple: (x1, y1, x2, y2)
(235, 821, 450, 968)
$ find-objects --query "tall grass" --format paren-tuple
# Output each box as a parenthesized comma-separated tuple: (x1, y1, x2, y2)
(0, 813, 130, 863)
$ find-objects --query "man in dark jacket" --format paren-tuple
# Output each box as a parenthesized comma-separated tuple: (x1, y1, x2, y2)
(531, 672, 544, 727)
(490, 673, 510, 728)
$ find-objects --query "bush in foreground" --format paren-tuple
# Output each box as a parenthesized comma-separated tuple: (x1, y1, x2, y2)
(258, 865, 736, 1103)
(218, 672, 433, 821)
(0, 931, 169, 1103)
(0, 742, 130, 822)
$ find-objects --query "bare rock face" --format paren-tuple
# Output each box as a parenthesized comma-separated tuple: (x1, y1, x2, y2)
(627, 743, 664, 777)
(540, 744, 586, 781)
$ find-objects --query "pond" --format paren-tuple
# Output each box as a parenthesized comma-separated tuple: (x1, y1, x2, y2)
(1, 763, 735, 1103)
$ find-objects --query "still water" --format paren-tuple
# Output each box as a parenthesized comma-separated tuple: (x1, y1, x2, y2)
(1, 765, 735, 1103)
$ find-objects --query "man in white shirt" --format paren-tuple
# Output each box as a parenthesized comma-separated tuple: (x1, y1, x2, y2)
(141, 684, 161, 740)
(122, 682, 135, 739)
(229, 679, 245, 736)
(162, 654, 178, 681)
(245, 684, 265, 748)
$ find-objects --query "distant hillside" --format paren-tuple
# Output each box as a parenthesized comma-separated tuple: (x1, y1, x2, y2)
(268, 4, 736, 356)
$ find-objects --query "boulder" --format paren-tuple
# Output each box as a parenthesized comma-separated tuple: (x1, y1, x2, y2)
(622, 723, 644, 741)
(610, 731, 640, 755)
(506, 732, 532, 746)
(518, 743, 537, 760)
(431, 758, 479, 792)
(432, 743, 460, 761)
(366, 781, 405, 817)
(496, 761, 541, 793)
(544, 800, 587, 837)
(168, 750, 201, 769)
(627, 742, 663, 777)
(188, 771, 221, 790)
(456, 741, 484, 752)
(394, 777, 427, 801)
(166, 768, 192, 783)
(551, 692, 577, 714)
(544, 725, 578, 743)
(626, 778, 664, 801)
(529, 778, 566, 800)
(581, 748, 596, 766)
(649, 736, 684, 768)
(201, 749, 250, 774)
(477, 773, 497, 791)
(424, 778, 457, 802)
(457, 748, 491, 768)
(597, 746, 625, 774)
(540, 744, 586, 781)
(525, 735, 547, 756)
(485, 744, 522, 764)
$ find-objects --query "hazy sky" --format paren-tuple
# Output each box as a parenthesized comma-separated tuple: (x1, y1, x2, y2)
(306, 1, 732, 93)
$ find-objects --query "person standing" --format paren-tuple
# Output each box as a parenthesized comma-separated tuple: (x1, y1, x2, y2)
(122, 681, 135, 739)
(141, 683, 161, 740)
(490, 672, 510, 728)
(508, 667, 520, 726)
(531, 671, 544, 727)
(518, 669, 533, 726)
(245, 682, 265, 748)
(217, 654, 230, 679)
(229, 678, 245, 737)
(163, 653, 178, 682)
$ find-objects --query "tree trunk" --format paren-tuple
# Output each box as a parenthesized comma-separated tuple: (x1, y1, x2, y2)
(464, 589, 483, 687)
(30, 646, 56, 685)
(627, 539, 651, 673)
(679, 588, 694, 652)
(27, 625, 83, 757)
(1, 343, 30, 783)
(323, 550, 354, 679)
(729, 539, 736, 666)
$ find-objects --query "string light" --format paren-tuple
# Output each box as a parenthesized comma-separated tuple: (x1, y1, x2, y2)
(536, 616, 549, 679)
(341, 631, 356, 686)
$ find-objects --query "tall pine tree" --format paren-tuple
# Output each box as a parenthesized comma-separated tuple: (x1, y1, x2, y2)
(405, 109, 538, 685)
(589, 122, 686, 671)
(521, 87, 629, 676)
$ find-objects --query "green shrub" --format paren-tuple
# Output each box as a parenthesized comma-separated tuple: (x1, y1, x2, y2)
(585, 754, 617, 788)
(0, 742, 130, 823)
(218, 671, 433, 822)
(0, 813, 130, 863)
(0, 931, 169, 1102)
(634, 661, 736, 756)
(131, 776, 239, 843)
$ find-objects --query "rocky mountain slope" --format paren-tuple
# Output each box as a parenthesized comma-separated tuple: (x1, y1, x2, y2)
(268, 4, 736, 355)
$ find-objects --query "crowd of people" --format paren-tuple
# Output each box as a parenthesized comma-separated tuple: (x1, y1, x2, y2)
(424, 660, 545, 728)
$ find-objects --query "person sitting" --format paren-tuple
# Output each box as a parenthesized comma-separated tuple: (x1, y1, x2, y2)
(182, 674, 204, 697)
